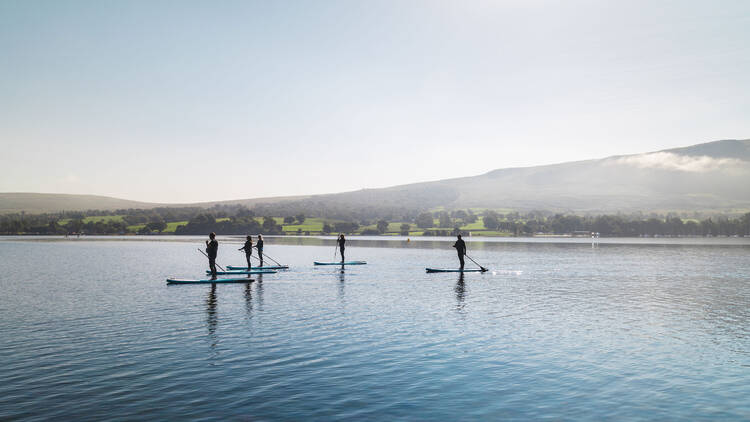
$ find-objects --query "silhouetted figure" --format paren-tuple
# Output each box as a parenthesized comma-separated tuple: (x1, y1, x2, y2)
(239, 235, 253, 273)
(256, 234, 264, 267)
(206, 232, 218, 280)
(453, 234, 466, 269)
(337, 234, 346, 262)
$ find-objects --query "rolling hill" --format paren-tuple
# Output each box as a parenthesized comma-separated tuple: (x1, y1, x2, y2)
(0, 193, 308, 214)
(249, 139, 750, 215)
(2, 139, 749, 214)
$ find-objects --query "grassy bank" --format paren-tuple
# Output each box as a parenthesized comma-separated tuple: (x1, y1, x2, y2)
(81, 214, 506, 236)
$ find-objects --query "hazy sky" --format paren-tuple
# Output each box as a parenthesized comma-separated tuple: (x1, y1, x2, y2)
(1, 0, 749, 203)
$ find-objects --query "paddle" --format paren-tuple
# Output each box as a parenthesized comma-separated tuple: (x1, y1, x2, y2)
(464, 253, 488, 272)
(198, 248, 226, 272)
(254, 247, 283, 266)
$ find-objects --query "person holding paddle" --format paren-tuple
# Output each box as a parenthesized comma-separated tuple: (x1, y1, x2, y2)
(206, 232, 219, 280)
(337, 234, 346, 262)
(453, 234, 466, 270)
(238, 235, 253, 272)
(256, 234, 264, 267)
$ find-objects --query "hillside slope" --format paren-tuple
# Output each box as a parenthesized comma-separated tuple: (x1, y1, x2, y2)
(265, 139, 750, 213)
(3, 139, 749, 214)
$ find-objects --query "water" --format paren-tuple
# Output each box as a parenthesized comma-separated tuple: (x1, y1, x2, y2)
(1, 236, 749, 420)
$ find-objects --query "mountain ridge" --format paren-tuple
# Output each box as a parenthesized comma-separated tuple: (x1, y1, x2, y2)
(2, 139, 749, 214)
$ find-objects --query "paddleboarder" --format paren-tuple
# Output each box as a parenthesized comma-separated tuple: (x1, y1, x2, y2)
(337, 234, 346, 262)
(238, 235, 253, 273)
(256, 234, 264, 267)
(453, 234, 466, 269)
(206, 232, 219, 280)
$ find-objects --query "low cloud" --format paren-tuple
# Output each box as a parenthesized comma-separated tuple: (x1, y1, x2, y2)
(611, 152, 745, 173)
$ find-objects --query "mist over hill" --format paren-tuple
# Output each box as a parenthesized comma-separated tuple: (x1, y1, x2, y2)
(249, 139, 750, 217)
(2, 139, 749, 215)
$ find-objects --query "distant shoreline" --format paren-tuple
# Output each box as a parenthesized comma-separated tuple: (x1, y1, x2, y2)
(2, 234, 749, 248)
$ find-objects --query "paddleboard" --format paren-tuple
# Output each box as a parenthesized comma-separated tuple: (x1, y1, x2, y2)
(227, 265, 289, 270)
(167, 278, 254, 284)
(313, 261, 367, 266)
(425, 268, 487, 273)
(206, 270, 277, 275)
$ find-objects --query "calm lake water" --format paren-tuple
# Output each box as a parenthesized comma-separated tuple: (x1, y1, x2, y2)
(1, 236, 749, 420)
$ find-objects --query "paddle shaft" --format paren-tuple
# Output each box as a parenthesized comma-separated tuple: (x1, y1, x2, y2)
(253, 246, 282, 266)
(464, 253, 487, 271)
(198, 248, 226, 272)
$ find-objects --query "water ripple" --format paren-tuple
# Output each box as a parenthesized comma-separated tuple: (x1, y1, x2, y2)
(0, 239, 748, 420)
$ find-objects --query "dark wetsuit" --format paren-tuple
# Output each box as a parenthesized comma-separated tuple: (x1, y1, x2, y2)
(337, 236, 346, 262)
(207, 239, 219, 277)
(453, 238, 466, 269)
(256, 238, 264, 266)
(240, 240, 253, 269)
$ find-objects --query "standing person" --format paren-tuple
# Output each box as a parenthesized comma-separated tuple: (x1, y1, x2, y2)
(256, 234, 264, 267)
(206, 232, 219, 280)
(453, 234, 466, 270)
(238, 235, 253, 272)
(337, 234, 346, 262)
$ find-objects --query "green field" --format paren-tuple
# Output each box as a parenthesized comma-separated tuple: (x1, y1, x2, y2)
(66, 213, 513, 236)
(281, 217, 327, 233)
(253, 217, 284, 224)
(165, 221, 187, 232)
(59, 215, 126, 225)
(388, 222, 415, 232)
(459, 217, 485, 230)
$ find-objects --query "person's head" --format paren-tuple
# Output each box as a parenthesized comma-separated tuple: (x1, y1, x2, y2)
(258, 234, 263, 240)
(339, 234, 345, 239)
(246, 235, 251, 240)
(457, 234, 462, 239)
(209, 232, 216, 239)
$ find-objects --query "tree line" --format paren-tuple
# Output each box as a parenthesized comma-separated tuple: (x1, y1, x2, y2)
(413, 210, 750, 237)
(1, 206, 748, 237)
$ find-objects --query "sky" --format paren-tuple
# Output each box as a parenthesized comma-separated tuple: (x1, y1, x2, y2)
(1, 0, 749, 203)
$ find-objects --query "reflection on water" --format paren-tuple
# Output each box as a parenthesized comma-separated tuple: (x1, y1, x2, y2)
(244, 282, 253, 318)
(206, 284, 218, 350)
(455, 273, 466, 313)
(338, 270, 345, 302)
(255, 274, 264, 311)
(0, 238, 749, 420)
(252, 234, 750, 250)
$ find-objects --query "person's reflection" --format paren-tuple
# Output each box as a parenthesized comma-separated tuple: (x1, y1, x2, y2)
(455, 273, 466, 312)
(338, 269, 346, 301)
(206, 284, 218, 348)
(256, 274, 264, 311)
(244, 281, 253, 317)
